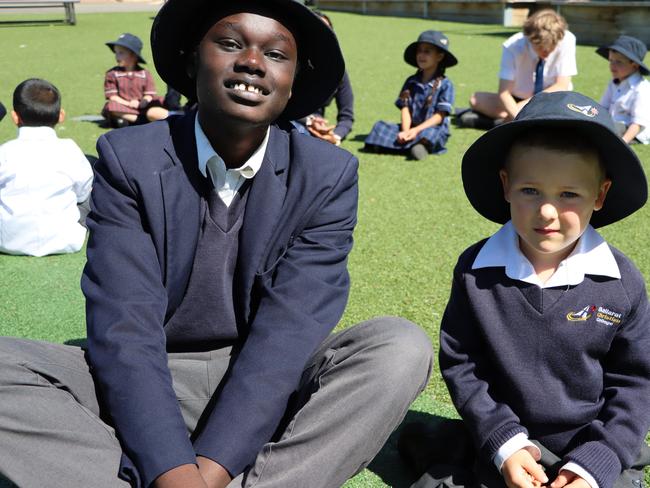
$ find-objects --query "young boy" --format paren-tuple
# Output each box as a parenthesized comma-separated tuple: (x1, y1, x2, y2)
(459, 10, 577, 128)
(0, 2, 432, 487)
(0, 78, 93, 256)
(597, 35, 650, 145)
(438, 91, 650, 488)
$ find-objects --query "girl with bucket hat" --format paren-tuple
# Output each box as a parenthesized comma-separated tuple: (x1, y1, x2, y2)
(364, 30, 457, 160)
(597, 35, 650, 144)
(101, 33, 168, 128)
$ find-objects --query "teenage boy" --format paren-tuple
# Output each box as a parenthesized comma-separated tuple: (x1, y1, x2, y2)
(0, 1, 432, 488)
(0, 78, 93, 256)
(430, 91, 650, 488)
(597, 35, 650, 145)
(459, 10, 577, 128)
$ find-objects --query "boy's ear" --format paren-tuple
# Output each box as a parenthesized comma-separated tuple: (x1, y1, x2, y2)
(58, 109, 65, 124)
(10, 110, 21, 127)
(594, 178, 612, 212)
(499, 169, 511, 202)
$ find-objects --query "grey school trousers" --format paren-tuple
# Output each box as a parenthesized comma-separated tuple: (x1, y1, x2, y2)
(0, 316, 433, 488)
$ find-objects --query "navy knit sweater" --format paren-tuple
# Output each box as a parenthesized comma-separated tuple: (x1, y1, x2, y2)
(439, 240, 650, 488)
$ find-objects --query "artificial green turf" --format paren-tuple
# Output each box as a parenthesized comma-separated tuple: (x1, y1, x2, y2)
(1, 10, 649, 488)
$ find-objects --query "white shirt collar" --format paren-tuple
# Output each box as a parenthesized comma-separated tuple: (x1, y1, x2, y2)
(194, 113, 268, 184)
(616, 71, 643, 89)
(472, 221, 620, 288)
(17, 126, 58, 139)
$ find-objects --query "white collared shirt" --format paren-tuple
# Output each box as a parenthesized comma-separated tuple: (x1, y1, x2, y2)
(473, 221, 619, 488)
(194, 114, 268, 206)
(0, 126, 93, 257)
(600, 71, 650, 144)
(499, 31, 577, 99)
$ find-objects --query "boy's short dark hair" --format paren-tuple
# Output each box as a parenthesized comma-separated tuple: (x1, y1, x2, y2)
(12, 78, 61, 127)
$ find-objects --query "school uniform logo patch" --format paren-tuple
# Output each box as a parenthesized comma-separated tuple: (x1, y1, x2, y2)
(566, 305, 596, 321)
(566, 305, 622, 326)
(566, 104, 599, 118)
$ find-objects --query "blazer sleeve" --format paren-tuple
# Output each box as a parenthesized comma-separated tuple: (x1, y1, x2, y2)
(333, 71, 355, 140)
(439, 250, 528, 461)
(193, 151, 359, 477)
(81, 134, 196, 487)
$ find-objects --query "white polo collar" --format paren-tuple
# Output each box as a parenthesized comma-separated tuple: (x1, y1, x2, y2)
(195, 113, 268, 184)
(472, 221, 620, 288)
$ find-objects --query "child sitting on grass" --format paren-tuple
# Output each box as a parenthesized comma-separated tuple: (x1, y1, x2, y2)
(596, 35, 650, 145)
(402, 91, 650, 488)
(101, 33, 168, 128)
(364, 30, 456, 160)
(0, 78, 93, 257)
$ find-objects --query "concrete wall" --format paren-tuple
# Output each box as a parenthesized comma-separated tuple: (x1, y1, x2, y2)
(315, 0, 650, 46)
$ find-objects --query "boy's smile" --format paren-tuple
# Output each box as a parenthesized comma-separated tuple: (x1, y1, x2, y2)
(500, 146, 611, 273)
(194, 12, 297, 128)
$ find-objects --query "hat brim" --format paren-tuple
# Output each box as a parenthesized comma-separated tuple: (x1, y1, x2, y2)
(151, 0, 345, 121)
(596, 45, 650, 76)
(462, 118, 648, 228)
(403, 41, 458, 69)
(106, 41, 147, 65)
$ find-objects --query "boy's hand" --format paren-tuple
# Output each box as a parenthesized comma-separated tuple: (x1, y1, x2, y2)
(502, 449, 548, 488)
(197, 456, 232, 488)
(550, 470, 591, 488)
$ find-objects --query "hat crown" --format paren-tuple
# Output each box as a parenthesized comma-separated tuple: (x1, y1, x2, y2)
(612, 35, 647, 60)
(417, 30, 449, 47)
(515, 91, 615, 132)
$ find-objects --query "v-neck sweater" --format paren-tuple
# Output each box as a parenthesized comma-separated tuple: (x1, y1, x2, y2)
(439, 239, 650, 488)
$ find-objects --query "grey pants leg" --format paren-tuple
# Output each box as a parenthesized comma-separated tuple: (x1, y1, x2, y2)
(0, 316, 432, 488)
(231, 316, 433, 488)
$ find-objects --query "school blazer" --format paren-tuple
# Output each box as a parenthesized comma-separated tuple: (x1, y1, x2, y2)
(81, 112, 359, 486)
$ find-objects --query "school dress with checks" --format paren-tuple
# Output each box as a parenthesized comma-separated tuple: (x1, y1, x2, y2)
(365, 74, 455, 154)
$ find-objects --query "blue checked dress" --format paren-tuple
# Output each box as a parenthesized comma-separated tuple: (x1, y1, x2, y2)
(365, 74, 455, 154)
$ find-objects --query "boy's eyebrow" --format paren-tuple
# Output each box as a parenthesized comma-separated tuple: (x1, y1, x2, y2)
(218, 21, 293, 44)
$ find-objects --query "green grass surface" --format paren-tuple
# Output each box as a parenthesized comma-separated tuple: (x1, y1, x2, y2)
(1, 10, 650, 488)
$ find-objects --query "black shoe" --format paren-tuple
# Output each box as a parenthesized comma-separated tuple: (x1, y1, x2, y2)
(410, 143, 429, 160)
(398, 419, 474, 476)
(111, 118, 130, 129)
(456, 110, 498, 130)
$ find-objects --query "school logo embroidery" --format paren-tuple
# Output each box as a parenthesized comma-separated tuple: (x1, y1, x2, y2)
(440, 38, 448, 45)
(566, 305, 596, 321)
(566, 104, 599, 118)
(566, 305, 622, 326)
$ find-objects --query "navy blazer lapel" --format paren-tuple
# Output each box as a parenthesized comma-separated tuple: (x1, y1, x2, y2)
(160, 113, 207, 312)
(237, 126, 289, 319)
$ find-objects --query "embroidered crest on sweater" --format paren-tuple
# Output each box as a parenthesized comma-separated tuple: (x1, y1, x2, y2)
(566, 305, 622, 326)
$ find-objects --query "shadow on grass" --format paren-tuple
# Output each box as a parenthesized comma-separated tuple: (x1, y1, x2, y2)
(64, 337, 88, 348)
(368, 410, 452, 488)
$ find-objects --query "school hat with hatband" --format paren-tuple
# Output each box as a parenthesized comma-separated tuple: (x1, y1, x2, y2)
(150, 0, 345, 121)
(596, 35, 649, 76)
(106, 33, 147, 65)
(404, 30, 458, 69)
(462, 91, 647, 228)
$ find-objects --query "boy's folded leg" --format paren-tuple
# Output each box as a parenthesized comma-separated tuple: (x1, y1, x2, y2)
(0, 337, 128, 488)
(227, 317, 433, 488)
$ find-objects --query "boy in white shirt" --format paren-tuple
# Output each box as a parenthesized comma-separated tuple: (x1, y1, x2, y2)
(597, 35, 650, 144)
(0, 78, 93, 256)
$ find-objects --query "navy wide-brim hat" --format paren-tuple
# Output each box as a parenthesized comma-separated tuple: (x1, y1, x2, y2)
(404, 30, 458, 69)
(151, 0, 345, 121)
(596, 35, 649, 76)
(106, 33, 147, 65)
(462, 91, 647, 228)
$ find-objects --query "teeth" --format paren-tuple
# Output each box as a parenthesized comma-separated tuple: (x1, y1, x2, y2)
(232, 82, 261, 94)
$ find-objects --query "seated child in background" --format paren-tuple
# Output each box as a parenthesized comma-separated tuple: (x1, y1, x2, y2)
(364, 30, 456, 160)
(294, 11, 354, 146)
(101, 33, 168, 128)
(401, 91, 650, 488)
(459, 10, 576, 129)
(0, 78, 93, 257)
(597, 35, 650, 145)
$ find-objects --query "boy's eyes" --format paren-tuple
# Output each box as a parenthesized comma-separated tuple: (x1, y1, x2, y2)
(216, 38, 289, 60)
(520, 187, 538, 195)
(560, 191, 579, 198)
(519, 187, 580, 198)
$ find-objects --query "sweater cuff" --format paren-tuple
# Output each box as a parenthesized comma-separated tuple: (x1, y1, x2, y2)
(484, 422, 528, 461)
(564, 442, 621, 488)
